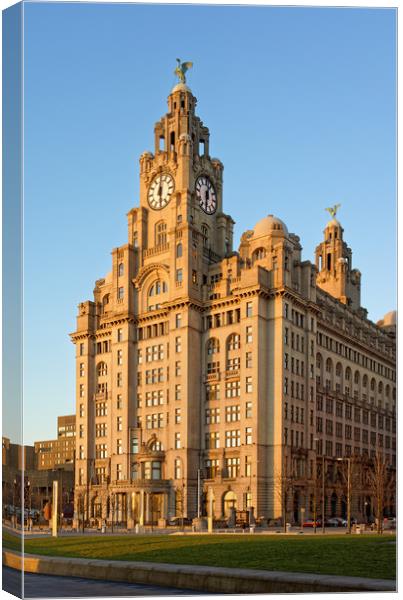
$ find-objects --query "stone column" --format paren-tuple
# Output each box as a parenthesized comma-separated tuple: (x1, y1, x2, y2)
(139, 490, 145, 526)
(127, 491, 134, 530)
(145, 492, 151, 524)
(162, 492, 168, 519)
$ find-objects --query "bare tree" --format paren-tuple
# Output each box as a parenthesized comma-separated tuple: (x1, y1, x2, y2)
(275, 449, 297, 533)
(368, 448, 395, 535)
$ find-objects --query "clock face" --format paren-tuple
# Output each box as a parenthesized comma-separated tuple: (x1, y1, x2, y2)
(196, 176, 217, 215)
(148, 173, 174, 210)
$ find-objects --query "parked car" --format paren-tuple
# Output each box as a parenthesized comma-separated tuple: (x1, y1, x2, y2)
(325, 517, 344, 527)
(303, 519, 322, 528)
(340, 517, 357, 527)
(168, 517, 192, 527)
(384, 517, 396, 530)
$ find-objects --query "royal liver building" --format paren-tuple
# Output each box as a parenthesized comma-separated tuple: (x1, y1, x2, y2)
(71, 65, 396, 529)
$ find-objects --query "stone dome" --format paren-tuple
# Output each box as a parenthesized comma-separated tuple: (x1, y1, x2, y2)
(253, 214, 289, 238)
(171, 83, 192, 94)
(382, 310, 397, 327)
(326, 218, 342, 228)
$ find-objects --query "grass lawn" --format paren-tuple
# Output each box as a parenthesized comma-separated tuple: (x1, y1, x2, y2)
(3, 531, 395, 580)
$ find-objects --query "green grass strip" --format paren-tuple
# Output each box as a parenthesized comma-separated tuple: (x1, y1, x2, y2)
(3, 531, 396, 580)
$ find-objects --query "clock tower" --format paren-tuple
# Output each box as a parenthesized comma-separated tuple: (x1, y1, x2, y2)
(127, 75, 234, 305)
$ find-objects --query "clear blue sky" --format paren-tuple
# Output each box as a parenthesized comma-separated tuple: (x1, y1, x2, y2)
(22, 3, 396, 444)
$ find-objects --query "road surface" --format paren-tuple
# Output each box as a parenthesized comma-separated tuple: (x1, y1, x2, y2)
(2, 566, 204, 597)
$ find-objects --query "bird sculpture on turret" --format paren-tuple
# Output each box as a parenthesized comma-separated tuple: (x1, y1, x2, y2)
(325, 203, 341, 219)
(174, 58, 193, 84)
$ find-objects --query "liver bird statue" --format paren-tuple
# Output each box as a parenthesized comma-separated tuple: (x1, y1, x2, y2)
(325, 203, 341, 219)
(174, 58, 193, 84)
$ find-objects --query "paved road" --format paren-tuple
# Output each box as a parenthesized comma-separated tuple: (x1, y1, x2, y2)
(2, 567, 204, 597)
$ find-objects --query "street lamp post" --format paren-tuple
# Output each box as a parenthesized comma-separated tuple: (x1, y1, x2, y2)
(321, 455, 325, 534)
(12, 478, 17, 529)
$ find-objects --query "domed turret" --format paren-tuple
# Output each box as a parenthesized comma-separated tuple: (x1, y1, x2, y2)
(377, 310, 397, 328)
(253, 214, 289, 238)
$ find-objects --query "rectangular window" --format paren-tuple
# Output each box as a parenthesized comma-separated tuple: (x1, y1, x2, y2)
(175, 361, 181, 376)
(116, 464, 123, 480)
(225, 405, 240, 422)
(117, 439, 123, 455)
(117, 372, 123, 387)
(117, 328, 123, 342)
(225, 457, 240, 478)
(117, 349, 123, 365)
(79, 363, 84, 377)
(246, 376, 253, 393)
(95, 444, 108, 459)
(131, 436, 139, 454)
(206, 383, 220, 401)
(246, 302, 252, 318)
(245, 427, 252, 445)
(174, 459, 182, 480)
(246, 326, 253, 343)
(175, 384, 181, 401)
(246, 352, 252, 368)
(325, 440, 333, 457)
(205, 459, 219, 479)
(225, 380, 240, 398)
(117, 416, 123, 431)
(176, 269, 183, 283)
(95, 423, 107, 437)
(117, 394, 123, 409)
(175, 336, 182, 353)
(175, 432, 181, 449)
(246, 401, 252, 418)
(118, 287, 124, 300)
(79, 404, 84, 418)
(175, 408, 181, 424)
(205, 431, 220, 449)
(79, 384, 84, 398)
(175, 313, 182, 328)
(79, 343, 85, 356)
(225, 429, 241, 448)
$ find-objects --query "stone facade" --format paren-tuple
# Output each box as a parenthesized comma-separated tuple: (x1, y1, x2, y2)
(71, 80, 396, 528)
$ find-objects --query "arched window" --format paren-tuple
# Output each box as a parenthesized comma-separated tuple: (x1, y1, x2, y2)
(227, 333, 240, 351)
(101, 294, 110, 314)
(370, 378, 376, 391)
(97, 362, 108, 377)
(354, 370, 360, 385)
(335, 363, 342, 377)
(155, 221, 167, 246)
(118, 263, 124, 277)
(385, 384, 390, 398)
(207, 338, 220, 355)
(176, 243, 183, 258)
(378, 381, 383, 395)
(148, 280, 168, 297)
(316, 353, 322, 369)
(253, 248, 266, 262)
(326, 358, 333, 373)
(362, 374, 368, 388)
(345, 367, 351, 381)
